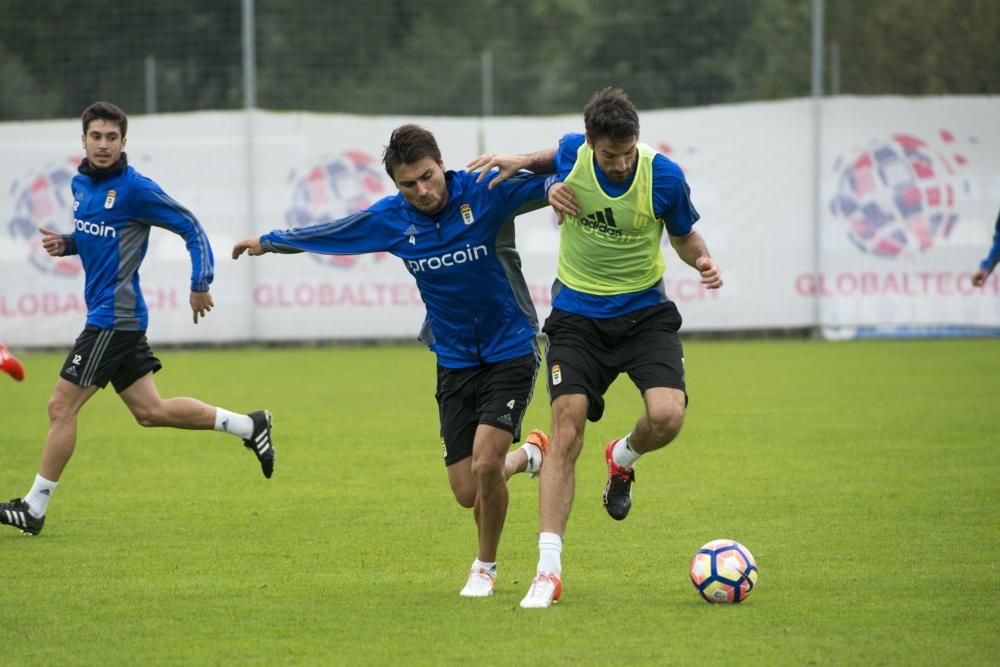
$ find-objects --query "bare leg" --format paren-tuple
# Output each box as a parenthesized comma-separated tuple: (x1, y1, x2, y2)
(448, 431, 539, 567)
(447, 457, 476, 509)
(117, 372, 217, 429)
(539, 393, 589, 537)
(38, 379, 100, 481)
(468, 425, 515, 563)
(519, 394, 588, 606)
(626, 387, 686, 454)
(447, 438, 535, 507)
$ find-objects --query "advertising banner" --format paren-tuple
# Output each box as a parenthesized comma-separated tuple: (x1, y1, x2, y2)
(1, 98, 997, 347)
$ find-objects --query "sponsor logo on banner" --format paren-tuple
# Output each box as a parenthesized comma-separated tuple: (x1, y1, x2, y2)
(6, 157, 83, 277)
(829, 130, 973, 258)
(285, 151, 393, 269)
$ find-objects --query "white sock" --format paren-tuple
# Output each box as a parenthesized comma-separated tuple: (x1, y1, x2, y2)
(520, 441, 542, 474)
(214, 408, 254, 439)
(537, 532, 563, 576)
(613, 433, 642, 469)
(24, 474, 58, 518)
(472, 558, 497, 573)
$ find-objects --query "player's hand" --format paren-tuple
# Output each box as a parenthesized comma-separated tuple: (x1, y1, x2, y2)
(190, 291, 214, 324)
(696, 256, 723, 289)
(39, 227, 66, 256)
(971, 269, 990, 287)
(232, 237, 263, 259)
(548, 182, 580, 224)
(467, 153, 524, 189)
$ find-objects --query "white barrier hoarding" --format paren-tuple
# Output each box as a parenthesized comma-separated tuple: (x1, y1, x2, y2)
(817, 97, 1000, 333)
(1, 98, 997, 347)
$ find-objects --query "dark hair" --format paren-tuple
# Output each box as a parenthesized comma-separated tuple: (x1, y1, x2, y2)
(382, 124, 442, 180)
(583, 87, 639, 143)
(81, 101, 128, 136)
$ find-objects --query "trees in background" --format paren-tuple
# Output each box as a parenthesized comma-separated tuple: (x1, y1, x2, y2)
(0, 0, 997, 121)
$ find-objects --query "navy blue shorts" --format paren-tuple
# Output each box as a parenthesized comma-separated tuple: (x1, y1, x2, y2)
(542, 302, 686, 422)
(60, 326, 162, 393)
(435, 349, 540, 466)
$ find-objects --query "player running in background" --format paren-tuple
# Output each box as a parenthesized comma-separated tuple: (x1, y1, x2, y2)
(971, 208, 1000, 287)
(233, 124, 554, 598)
(0, 343, 26, 382)
(0, 101, 275, 538)
(469, 87, 723, 608)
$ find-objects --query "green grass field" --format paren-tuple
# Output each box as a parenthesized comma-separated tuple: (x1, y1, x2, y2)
(2, 338, 998, 665)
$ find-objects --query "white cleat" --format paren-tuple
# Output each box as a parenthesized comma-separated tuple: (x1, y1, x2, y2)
(519, 572, 562, 608)
(459, 567, 496, 597)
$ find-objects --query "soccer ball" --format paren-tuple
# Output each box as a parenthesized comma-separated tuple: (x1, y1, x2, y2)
(689, 539, 758, 603)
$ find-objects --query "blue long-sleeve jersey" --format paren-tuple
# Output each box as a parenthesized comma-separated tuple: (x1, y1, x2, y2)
(62, 161, 214, 330)
(261, 169, 546, 368)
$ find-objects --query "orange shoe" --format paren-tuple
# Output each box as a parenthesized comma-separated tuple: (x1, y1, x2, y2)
(524, 429, 549, 478)
(0, 345, 25, 382)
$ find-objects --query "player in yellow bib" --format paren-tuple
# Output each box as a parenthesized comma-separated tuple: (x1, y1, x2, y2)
(557, 140, 666, 294)
(469, 87, 723, 608)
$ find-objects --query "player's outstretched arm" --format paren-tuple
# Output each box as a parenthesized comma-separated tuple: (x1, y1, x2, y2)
(190, 290, 214, 324)
(670, 230, 723, 289)
(467, 148, 557, 188)
(232, 237, 264, 259)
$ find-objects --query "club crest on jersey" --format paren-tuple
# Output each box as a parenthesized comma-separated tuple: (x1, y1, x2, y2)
(460, 203, 475, 225)
(551, 364, 562, 385)
(104, 190, 117, 209)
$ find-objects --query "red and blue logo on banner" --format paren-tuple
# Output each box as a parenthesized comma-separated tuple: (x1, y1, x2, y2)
(285, 151, 392, 269)
(829, 130, 972, 258)
(8, 157, 83, 277)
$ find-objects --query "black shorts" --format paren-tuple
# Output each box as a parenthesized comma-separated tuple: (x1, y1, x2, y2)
(60, 326, 162, 393)
(542, 302, 686, 422)
(436, 350, 540, 466)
